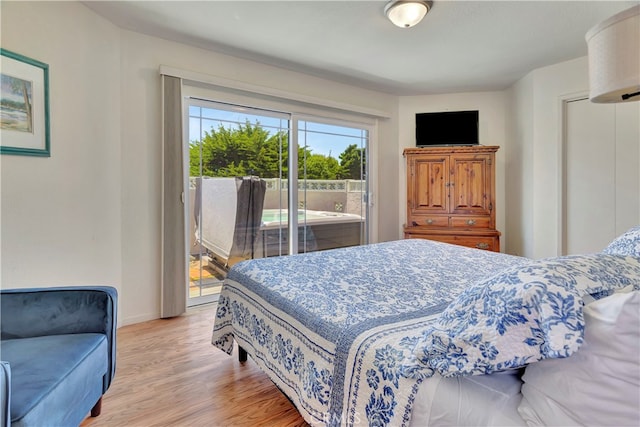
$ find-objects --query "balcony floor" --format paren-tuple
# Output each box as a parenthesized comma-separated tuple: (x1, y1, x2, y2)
(189, 257, 224, 299)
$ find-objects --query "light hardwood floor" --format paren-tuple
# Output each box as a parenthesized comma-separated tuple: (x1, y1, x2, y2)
(81, 304, 308, 427)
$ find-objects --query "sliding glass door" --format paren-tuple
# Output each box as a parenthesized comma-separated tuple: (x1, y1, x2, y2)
(186, 99, 369, 306)
(292, 119, 368, 255)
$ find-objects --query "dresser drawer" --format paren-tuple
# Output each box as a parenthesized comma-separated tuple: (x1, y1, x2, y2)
(450, 216, 491, 228)
(433, 235, 497, 251)
(407, 215, 449, 228)
(403, 227, 501, 252)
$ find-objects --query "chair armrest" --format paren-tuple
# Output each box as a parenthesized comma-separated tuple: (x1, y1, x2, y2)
(0, 286, 118, 392)
(1, 361, 11, 427)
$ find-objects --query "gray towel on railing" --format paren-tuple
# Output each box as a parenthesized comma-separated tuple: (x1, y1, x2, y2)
(231, 176, 266, 259)
(194, 176, 265, 263)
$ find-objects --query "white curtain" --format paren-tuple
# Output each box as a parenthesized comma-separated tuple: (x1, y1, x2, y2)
(160, 74, 186, 318)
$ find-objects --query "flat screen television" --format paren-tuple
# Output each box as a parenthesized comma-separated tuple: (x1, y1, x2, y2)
(416, 110, 479, 146)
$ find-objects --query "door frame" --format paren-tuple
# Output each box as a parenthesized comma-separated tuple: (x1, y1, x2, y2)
(558, 91, 590, 255)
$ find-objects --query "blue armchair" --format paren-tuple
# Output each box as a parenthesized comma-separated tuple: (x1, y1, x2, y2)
(0, 286, 117, 427)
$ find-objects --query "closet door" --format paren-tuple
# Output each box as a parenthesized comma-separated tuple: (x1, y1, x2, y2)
(564, 99, 639, 254)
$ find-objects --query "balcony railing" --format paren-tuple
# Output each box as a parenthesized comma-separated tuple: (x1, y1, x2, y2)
(263, 178, 365, 193)
(189, 177, 365, 192)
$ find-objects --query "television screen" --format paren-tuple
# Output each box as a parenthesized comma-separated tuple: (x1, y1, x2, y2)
(416, 110, 479, 146)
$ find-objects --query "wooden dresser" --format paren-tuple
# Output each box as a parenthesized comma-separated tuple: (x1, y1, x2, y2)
(403, 145, 501, 252)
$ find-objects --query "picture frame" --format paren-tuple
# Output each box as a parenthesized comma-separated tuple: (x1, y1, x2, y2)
(0, 48, 50, 157)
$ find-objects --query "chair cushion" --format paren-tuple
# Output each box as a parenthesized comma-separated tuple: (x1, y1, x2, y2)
(0, 361, 10, 427)
(0, 333, 107, 426)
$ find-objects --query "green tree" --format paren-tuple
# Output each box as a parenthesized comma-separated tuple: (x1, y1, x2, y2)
(190, 121, 288, 178)
(338, 144, 366, 180)
(302, 153, 340, 179)
(190, 122, 364, 181)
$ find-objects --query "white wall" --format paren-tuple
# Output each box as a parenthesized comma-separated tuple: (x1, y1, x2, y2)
(532, 57, 591, 258)
(507, 56, 640, 259)
(0, 1, 399, 326)
(506, 74, 535, 257)
(397, 92, 509, 245)
(0, 2, 122, 301)
(507, 57, 597, 259)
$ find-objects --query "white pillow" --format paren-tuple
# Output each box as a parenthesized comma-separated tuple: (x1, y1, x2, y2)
(517, 289, 640, 426)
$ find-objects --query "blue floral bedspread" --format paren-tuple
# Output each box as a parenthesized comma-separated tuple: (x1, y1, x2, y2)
(211, 239, 528, 426)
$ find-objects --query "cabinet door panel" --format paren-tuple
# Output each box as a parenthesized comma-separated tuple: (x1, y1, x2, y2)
(409, 156, 449, 214)
(450, 155, 492, 215)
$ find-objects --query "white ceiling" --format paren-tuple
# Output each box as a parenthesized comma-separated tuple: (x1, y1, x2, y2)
(83, 0, 639, 95)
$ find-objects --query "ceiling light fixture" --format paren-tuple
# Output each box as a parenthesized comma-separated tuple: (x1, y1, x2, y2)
(586, 5, 640, 103)
(385, 1, 430, 28)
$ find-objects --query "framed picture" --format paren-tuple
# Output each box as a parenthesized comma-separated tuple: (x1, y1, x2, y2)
(0, 49, 50, 157)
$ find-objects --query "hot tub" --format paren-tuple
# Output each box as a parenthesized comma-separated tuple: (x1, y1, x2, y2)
(261, 209, 363, 229)
(260, 209, 364, 256)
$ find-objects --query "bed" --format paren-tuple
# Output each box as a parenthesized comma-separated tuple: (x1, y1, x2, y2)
(212, 228, 640, 426)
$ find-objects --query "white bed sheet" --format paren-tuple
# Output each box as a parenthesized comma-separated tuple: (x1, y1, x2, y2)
(410, 371, 526, 427)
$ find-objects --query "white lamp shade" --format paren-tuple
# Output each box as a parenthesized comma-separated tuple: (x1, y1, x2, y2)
(586, 5, 640, 103)
(385, 1, 429, 28)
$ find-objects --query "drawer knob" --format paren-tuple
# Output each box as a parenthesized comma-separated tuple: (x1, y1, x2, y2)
(426, 219, 434, 225)
(466, 219, 476, 226)
(476, 242, 489, 249)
